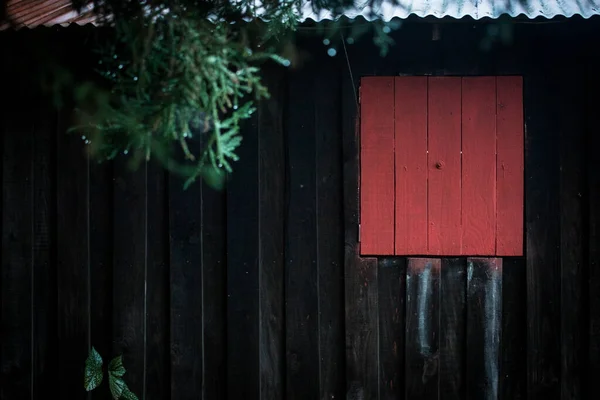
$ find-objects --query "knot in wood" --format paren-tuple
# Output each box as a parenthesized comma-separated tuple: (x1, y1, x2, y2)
(435, 161, 444, 169)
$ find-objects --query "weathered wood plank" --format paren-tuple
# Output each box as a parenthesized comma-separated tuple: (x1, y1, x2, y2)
(201, 181, 227, 400)
(56, 111, 89, 400)
(466, 258, 502, 400)
(439, 258, 466, 400)
(500, 258, 527, 400)
(1, 99, 34, 400)
(286, 61, 319, 400)
(524, 69, 561, 399)
(378, 258, 406, 400)
(427, 77, 462, 255)
(343, 60, 379, 400)
(405, 258, 440, 400)
(360, 76, 395, 255)
(588, 55, 600, 400)
(258, 65, 286, 400)
(461, 77, 497, 255)
(145, 163, 169, 400)
(32, 102, 57, 399)
(496, 76, 524, 256)
(315, 59, 345, 400)
(394, 76, 428, 255)
(89, 157, 114, 400)
(226, 111, 260, 399)
(169, 139, 203, 400)
(113, 158, 146, 396)
(557, 64, 586, 400)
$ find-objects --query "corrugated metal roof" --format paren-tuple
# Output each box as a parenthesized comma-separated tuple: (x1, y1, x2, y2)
(1, 0, 599, 31)
(303, 0, 600, 21)
(300, 0, 600, 20)
(0, 0, 96, 30)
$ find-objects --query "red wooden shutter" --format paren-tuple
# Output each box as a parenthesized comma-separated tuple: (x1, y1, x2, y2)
(496, 76, 524, 256)
(359, 76, 524, 256)
(461, 77, 497, 255)
(394, 77, 428, 255)
(360, 77, 395, 255)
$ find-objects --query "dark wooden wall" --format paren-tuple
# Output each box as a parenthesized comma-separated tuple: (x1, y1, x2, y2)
(1, 17, 600, 400)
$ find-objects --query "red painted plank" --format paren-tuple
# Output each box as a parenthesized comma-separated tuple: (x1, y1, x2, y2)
(461, 77, 497, 255)
(360, 77, 395, 255)
(496, 76, 524, 256)
(427, 77, 462, 255)
(395, 77, 428, 255)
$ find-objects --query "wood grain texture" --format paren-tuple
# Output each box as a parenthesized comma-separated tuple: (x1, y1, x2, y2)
(587, 57, 600, 398)
(286, 61, 319, 400)
(226, 111, 260, 399)
(343, 64, 379, 400)
(112, 159, 146, 396)
(1, 100, 33, 400)
(496, 76, 524, 256)
(315, 59, 345, 400)
(89, 157, 114, 400)
(258, 66, 285, 400)
(378, 258, 406, 400)
(466, 258, 502, 400)
(169, 143, 203, 400)
(427, 77, 462, 255)
(439, 258, 466, 400)
(405, 258, 440, 400)
(461, 77, 497, 255)
(558, 65, 586, 400)
(32, 101, 57, 399)
(145, 163, 168, 400)
(500, 259, 527, 400)
(201, 181, 227, 400)
(395, 76, 428, 255)
(524, 69, 561, 399)
(56, 110, 89, 400)
(360, 76, 395, 255)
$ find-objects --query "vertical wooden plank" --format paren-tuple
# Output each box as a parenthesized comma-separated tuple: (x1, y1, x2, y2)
(89, 158, 114, 400)
(496, 76, 524, 256)
(360, 76, 395, 255)
(286, 61, 319, 400)
(343, 59, 378, 400)
(145, 163, 169, 400)
(201, 183, 226, 400)
(395, 76, 428, 255)
(462, 77, 497, 256)
(466, 258, 502, 400)
(500, 259, 527, 400)
(1, 102, 33, 400)
(525, 69, 561, 400)
(113, 159, 146, 396)
(587, 57, 600, 399)
(258, 65, 285, 400)
(32, 103, 57, 399)
(169, 140, 203, 400)
(558, 66, 586, 400)
(227, 112, 259, 399)
(427, 77, 462, 255)
(315, 59, 345, 400)
(405, 258, 440, 400)
(56, 112, 89, 400)
(439, 258, 466, 400)
(378, 258, 406, 400)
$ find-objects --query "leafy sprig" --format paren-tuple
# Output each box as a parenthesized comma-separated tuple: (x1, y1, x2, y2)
(84, 347, 139, 400)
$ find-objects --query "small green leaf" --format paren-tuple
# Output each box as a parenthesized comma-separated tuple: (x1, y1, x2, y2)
(84, 347, 103, 391)
(109, 374, 126, 400)
(109, 355, 126, 377)
(120, 385, 139, 400)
